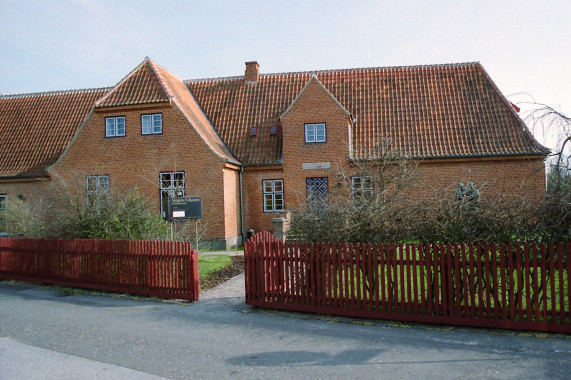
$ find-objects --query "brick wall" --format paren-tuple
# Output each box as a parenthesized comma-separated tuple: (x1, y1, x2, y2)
(280, 76, 353, 212)
(412, 156, 546, 202)
(242, 166, 284, 233)
(223, 167, 241, 239)
(0, 179, 50, 204)
(50, 103, 239, 242)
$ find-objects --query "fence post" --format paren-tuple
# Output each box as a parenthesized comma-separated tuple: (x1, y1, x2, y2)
(567, 243, 571, 324)
(0, 238, 4, 281)
(191, 247, 199, 302)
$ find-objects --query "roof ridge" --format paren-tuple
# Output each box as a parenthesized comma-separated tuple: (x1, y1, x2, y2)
(184, 62, 481, 83)
(184, 75, 243, 84)
(0, 87, 110, 100)
(263, 61, 481, 77)
(147, 58, 175, 99)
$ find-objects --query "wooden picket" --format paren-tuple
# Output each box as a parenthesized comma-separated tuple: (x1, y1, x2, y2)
(0, 237, 199, 301)
(245, 232, 570, 333)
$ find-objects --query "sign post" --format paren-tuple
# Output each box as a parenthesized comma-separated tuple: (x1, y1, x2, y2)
(167, 196, 203, 221)
(167, 196, 203, 246)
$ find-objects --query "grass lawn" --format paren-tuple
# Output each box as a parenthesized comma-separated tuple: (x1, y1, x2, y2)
(198, 254, 233, 278)
(198, 245, 244, 253)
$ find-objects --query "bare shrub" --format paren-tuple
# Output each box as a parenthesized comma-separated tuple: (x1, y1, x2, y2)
(287, 139, 418, 243)
(5, 197, 45, 238)
(8, 175, 168, 240)
(287, 136, 569, 244)
(411, 192, 538, 243)
(523, 103, 571, 242)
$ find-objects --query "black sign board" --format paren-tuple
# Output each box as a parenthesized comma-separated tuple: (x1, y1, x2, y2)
(167, 196, 202, 220)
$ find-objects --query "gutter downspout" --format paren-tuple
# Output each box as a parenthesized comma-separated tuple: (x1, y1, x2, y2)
(349, 116, 357, 159)
(239, 166, 245, 244)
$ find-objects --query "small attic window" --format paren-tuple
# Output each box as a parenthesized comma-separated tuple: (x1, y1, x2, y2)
(250, 127, 257, 137)
(270, 126, 278, 136)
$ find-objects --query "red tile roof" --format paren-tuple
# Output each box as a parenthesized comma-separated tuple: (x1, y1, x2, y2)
(187, 62, 548, 164)
(0, 88, 109, 178)
(95, 58, 170, 108)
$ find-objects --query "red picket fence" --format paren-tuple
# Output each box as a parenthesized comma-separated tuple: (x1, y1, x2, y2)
(245, 232, 571, 333)
(0, 238, 199, 301)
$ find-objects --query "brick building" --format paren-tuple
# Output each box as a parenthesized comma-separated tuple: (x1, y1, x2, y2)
(0, 58, 548, 246)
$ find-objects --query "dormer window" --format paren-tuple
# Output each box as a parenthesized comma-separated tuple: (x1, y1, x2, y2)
(270, 126, 278, 136)
(305, 123, 326, 143)
(142, 113, 162, 135)
(250, 127, 257, 137)
(105, 116, 126, 138)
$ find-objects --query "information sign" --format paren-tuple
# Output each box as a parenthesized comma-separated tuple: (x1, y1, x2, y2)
(167, 196, 202, 220)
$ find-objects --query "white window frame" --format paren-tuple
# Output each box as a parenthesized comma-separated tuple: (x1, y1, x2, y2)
(160, 171, 185, 217)
(86, 175, 109, 210)
(105, 116, 126, 138)
(142, 113, 163, 135)
(351, 176, 373, 205)
(304, 123, 326, 143)
(0, 195, 7, 233)
(263, 179, 284, 213)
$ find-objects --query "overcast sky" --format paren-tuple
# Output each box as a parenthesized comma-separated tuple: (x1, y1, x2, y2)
(1, 0, 569, 148)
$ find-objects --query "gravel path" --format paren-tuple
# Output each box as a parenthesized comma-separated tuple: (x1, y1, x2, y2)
(200, 272, 245, 301)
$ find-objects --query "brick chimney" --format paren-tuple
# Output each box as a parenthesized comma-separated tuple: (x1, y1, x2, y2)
(245, 61, 259, 84)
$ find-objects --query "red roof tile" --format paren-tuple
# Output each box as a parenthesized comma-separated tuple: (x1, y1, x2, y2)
(187, 62, 548, 164)
(0, 88, 109, 178)
(95, 58, 171, 108)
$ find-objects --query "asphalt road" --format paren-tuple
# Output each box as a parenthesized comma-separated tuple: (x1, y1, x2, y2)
(0, 278, 570, 380)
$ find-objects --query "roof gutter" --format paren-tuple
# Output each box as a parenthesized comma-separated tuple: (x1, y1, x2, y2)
(242, 161, 283, 167)
(350, 151, 550, 162)
(0, 173, 50, 182)
(349, 117, 357, 159)
(0, 173, 50, 179)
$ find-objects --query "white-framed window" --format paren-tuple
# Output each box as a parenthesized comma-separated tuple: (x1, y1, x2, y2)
(142, 113, 163, 135)
(160, 171, 185, 217)
(0, 195, 7, 233)
(86, 175, 109, 210)
(351, 176, 373, 205)
(105, 116, 126, 137)
(305, 123, 326, 143)
(263, 179, 284, 212)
